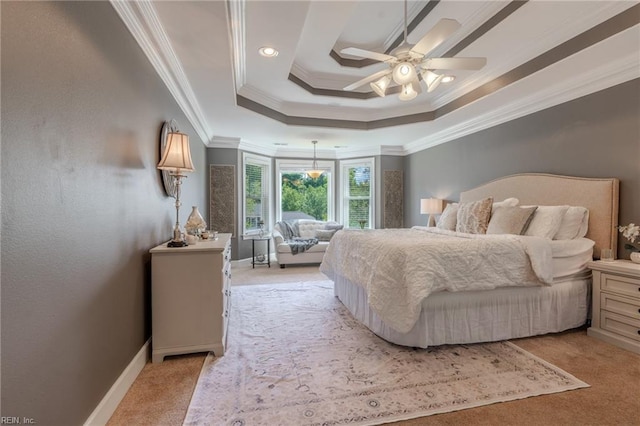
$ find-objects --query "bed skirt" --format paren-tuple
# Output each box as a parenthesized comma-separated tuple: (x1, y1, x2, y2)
(333, 274, 591, 348)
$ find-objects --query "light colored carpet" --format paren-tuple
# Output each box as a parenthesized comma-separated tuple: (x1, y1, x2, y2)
(231, 261, 327, 285)
(184, 281, 588, 426)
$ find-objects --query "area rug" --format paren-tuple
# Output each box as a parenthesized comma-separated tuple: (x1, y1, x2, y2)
(184, 281, 588, 425)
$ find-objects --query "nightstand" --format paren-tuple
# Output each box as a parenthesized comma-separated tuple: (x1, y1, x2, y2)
(587, 260, 640, 354)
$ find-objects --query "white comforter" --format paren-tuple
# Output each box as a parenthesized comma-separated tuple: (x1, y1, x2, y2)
(320, 227, 554, 334)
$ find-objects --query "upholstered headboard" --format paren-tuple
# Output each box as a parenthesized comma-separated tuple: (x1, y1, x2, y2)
(460, 173, 619, 259)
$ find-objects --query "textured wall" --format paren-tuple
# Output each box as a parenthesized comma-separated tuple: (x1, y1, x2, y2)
(404, 79, 640, 258)
(1, 2, 206, 424)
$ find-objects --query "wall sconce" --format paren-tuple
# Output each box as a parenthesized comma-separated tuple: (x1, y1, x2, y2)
(158, 130, 194, 247)
(420, 198, 443, 227)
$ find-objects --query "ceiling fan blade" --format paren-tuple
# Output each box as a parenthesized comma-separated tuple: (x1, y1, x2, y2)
(344, 69, 393, 91)
(423, 57, 487, 70)
(340, 47, 396, 63)
(410, 18, 461, 57)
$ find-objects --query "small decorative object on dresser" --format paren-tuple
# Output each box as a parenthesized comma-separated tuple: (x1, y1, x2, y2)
(186, 206, 207, 236)
(618, 223, 640, 263)
(587, 260, 640, 354)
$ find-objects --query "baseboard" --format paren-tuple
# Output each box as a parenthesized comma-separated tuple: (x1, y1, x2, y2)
(84, 339, 151, 425)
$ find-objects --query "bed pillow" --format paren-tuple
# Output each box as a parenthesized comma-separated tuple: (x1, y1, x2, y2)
(436, 203, 458, 230)
(554, 206, 589, 240)
(524, 205, 570, 239)
(456, 197, 493, 234)
(493, 197, 519, 209)
(315, 229, 337, 241)
(486, 206, 538, 235)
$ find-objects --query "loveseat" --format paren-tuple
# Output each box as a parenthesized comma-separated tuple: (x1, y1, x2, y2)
(272, 219, 342, 268)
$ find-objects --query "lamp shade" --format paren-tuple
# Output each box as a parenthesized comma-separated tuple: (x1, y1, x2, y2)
(157, 132, 195, 172)
(422, 70, 444, 93)
(399, 83, 418, 101)
(420, 198, 443, 215)
(370, 75, 392, 97)
(392, 62, 416, 85)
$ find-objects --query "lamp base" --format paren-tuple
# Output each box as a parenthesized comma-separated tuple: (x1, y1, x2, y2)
(167, 240, 188, 248)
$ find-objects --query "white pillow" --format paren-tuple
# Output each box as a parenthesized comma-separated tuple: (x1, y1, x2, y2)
(494, 197, 520, 208)
(436, 203, 458, 231)
(554, 206, 589, 240)
(524, 205, 570, 239)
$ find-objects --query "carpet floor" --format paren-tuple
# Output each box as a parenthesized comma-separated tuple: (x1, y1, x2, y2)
(107, 264, 640, 426)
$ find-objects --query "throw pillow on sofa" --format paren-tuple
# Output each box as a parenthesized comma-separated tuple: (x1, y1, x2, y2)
(324, 222, 344, 231)
(315, 229, 337, 241)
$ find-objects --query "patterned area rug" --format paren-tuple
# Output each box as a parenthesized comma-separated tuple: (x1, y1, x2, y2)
(184, 281, 588, 425)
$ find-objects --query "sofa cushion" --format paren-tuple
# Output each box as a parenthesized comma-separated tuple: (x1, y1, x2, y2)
(297, 220, 327, 238)
(276, 240, 329, 254)
(315, 229, 337, 241)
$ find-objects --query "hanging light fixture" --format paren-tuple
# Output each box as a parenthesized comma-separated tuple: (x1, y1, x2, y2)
(399, 83, 418, 101)
(370, 75, 392, 97)
(306, 140, 323, 179)
(422, 70, 445, 93)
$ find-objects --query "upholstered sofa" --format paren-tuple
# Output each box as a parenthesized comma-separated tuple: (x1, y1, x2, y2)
(272, 219, 341, 268)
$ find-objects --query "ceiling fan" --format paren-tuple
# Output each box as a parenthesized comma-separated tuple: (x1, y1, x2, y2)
(341, 1, 487, 101)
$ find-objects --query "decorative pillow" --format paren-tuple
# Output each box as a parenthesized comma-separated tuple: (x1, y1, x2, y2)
(324, 222, 344, 231)
(524, 205, 570, 239)
(487, 206, 538, 235)
(436, 203, 458, 231)
(315, 229, 337, 241)
(456, 197, 494, 234)
(554, 206, 589, 240)
(491, 197, 520, 219)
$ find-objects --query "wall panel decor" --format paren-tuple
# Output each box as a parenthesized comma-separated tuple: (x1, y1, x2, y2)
(383, 170, 403, 228)
(210, 165, 236, 236)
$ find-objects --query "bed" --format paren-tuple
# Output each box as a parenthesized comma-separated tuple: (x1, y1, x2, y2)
(320, 173, 619, 348)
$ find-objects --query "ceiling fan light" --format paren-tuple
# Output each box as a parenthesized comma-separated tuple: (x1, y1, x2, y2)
(441, 75, 455, 83)
(370, 75, 391, 97)
(422, 70, 444, 92)
(392, 62, 416, 85)
(398, 83, 418, 101)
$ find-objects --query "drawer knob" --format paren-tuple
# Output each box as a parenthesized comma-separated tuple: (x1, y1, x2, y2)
(638, 330, 640, 336)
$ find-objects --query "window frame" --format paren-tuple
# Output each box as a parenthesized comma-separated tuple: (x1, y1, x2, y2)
(275, 158, 335, 222)
(339, 157, 375, 229)
(242, 152, 272, 236)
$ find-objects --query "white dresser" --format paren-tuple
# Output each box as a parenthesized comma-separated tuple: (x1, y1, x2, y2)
(150, 234, 232, 363)
(587, 260, 640, 354)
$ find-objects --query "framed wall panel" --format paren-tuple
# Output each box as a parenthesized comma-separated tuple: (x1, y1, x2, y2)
(210, 164, 236, 236)
(383, 170, 403, 229)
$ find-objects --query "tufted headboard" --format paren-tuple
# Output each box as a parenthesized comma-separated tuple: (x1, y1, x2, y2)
(460, 173, 619, 259)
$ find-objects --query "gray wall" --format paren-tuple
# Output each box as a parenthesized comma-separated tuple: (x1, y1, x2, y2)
(405, 78, 640, 258)
(1, 2, 207, 424)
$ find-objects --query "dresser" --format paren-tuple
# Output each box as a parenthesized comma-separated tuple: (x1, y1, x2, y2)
(150, 234, 232, 363)
(587, 260, 640, 354)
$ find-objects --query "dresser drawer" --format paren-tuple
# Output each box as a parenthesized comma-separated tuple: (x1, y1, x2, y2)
(600, 310, 640, 342)
(601, 272, 640, 300)
(601, 292, 640, 320)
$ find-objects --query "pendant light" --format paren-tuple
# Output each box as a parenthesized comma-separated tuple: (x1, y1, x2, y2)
(306, 140, 323, 179)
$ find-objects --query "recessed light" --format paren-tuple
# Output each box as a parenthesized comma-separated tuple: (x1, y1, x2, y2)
(258, 46, 278, 57)
(441, 75, 455, 83)
(274, 142, 288, 146)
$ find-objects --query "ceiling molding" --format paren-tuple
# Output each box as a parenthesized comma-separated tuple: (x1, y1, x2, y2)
(227, 0, 246, 92)
(330, 0, 439, 68)
(109, 0, 212, 145)
(443, 0, 528, 58)
(208, 136, 241, 149)
(404, 52, 639, 155)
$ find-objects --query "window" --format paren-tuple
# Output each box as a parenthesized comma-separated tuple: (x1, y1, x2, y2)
(243, 153, 271, 235)
(340, 158, 375, 228)
(275, 159, 334, 222)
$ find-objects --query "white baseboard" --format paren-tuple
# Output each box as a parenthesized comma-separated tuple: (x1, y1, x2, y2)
(84, 339, 151, 425)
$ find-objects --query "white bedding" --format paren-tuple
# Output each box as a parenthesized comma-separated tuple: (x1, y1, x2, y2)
(550, 238, 595, 279)
(320, 227, 558, 334)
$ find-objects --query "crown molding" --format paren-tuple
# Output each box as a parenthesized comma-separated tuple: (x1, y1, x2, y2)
(208, 136, 241, 149)
(109, 0, 212, 145)
(404, 53, 639, 155)
(227, 0, 246, 92)
(430, 1, 634, 109)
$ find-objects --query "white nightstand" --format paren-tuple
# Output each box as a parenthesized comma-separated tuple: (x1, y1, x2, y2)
(587, 260, 640, 354)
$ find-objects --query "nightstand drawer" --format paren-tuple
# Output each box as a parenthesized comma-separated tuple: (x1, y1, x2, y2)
(601, 310, 640, 342)
(601, 272, 640, 300)
(601, 293, 640, 320)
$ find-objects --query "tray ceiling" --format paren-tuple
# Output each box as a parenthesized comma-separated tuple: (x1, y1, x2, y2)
(111, 0, 639, 158)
